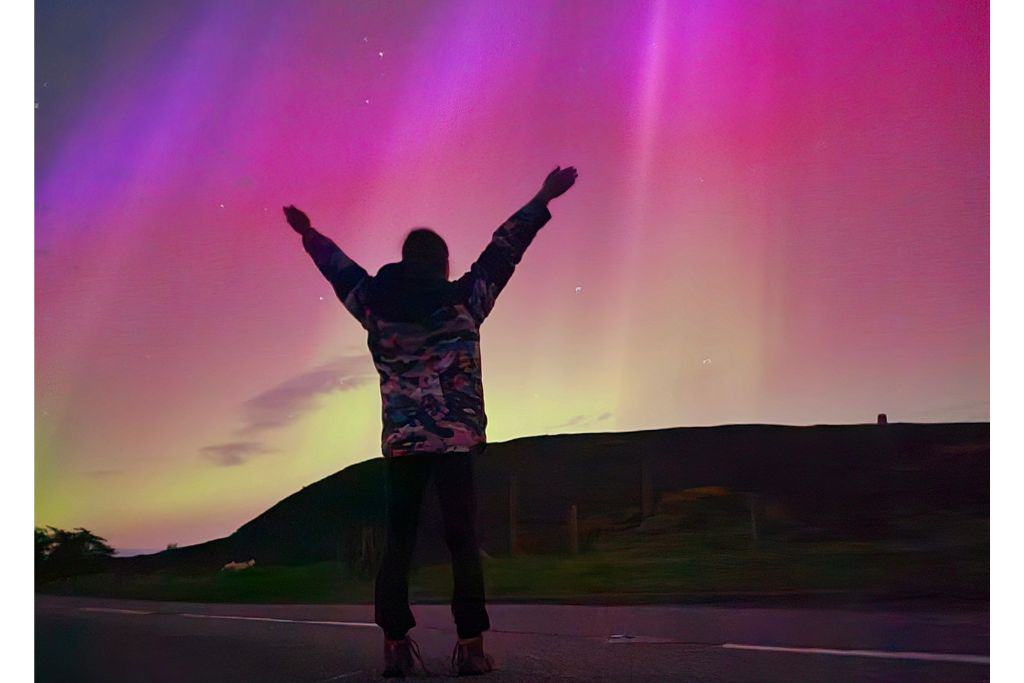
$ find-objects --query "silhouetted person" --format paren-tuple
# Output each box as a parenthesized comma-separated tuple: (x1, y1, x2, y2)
(284, 166, 578, 677)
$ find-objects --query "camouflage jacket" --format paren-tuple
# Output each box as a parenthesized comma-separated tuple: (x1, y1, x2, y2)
(302, 199, 552, 457)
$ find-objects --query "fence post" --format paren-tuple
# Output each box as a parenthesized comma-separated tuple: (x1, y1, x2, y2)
(568, 503, 579, 555)
(641, 458, 654, 518)
(509, 474, 519, 556)
(360, 526, 373, 564)
(748, 494, 760, 549)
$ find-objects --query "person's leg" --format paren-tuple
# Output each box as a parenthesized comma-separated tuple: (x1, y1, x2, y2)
(433, 448, 490, 640)
(374, 453, 431, 641)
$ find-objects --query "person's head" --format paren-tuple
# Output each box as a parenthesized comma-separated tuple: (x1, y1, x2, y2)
(402, 227, 449, 279)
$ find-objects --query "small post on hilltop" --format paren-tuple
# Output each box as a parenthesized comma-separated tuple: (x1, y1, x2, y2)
(568, 504, 579, 555)
(509, 474, 519, 556)
(641, 458, 654, 519)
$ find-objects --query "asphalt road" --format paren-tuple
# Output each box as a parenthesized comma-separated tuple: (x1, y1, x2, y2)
(36, 596, 989, 682)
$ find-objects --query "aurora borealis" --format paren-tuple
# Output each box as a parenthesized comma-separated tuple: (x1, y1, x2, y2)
(36, 1, 988, 551)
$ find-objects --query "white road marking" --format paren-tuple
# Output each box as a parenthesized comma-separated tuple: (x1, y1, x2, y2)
(74, 608, 989, 667)
(607, 634, 676, 644)
(180, 613, 377, 628)
(721, 643, 989, 665)
(78, 607, 153, 615)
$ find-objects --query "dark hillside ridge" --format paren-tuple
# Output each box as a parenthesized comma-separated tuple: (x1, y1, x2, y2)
(116, 422, 988, 572)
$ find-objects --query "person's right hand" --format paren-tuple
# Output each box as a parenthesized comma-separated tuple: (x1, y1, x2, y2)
(283, 205, 312, 235)
(536, 166, 578, 203)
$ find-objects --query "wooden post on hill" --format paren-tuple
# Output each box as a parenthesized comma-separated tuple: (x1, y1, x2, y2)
(641, 458, 654, 518)
(748, 494, 760, 549)
(360, 525, 379, 567)
(509, 474, 519, 556)
(567, 504, 579, 555)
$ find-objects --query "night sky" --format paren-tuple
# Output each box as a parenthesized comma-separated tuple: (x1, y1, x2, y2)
(36, 1, 988, 550)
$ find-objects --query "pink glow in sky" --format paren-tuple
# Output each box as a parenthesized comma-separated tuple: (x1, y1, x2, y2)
(36, 0, 988, 550)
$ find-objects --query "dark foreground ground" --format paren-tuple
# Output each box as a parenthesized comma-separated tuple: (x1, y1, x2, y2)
(36, 595, 988, 682)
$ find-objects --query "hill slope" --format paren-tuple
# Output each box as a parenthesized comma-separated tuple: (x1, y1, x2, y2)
(116, 422, 988, 573)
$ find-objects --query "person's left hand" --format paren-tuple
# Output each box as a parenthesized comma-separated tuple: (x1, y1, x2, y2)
(283, 205, 312, 235)
(536, 166, 578, 203)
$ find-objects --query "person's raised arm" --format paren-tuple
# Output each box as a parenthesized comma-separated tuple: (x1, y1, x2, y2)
(284, 205, 371, 326)
(459, 166, 578, 324)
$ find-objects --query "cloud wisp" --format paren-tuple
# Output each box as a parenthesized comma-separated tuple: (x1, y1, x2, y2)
(238, 355, 375, 434)
(549, 412, 613, 431)
(198, 355, 375, 466)
(199, 441, 277, 467)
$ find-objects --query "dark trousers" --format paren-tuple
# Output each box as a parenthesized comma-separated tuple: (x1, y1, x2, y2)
(374, 448, 490, 641)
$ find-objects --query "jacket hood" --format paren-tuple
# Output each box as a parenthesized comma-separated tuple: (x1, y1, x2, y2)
(368, 260, 457, 323)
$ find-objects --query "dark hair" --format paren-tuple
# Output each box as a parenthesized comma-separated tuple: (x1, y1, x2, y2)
(402, 228, 449, 273)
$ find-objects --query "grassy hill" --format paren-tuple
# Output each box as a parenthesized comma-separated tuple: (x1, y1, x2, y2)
(40, 422, 989, 605)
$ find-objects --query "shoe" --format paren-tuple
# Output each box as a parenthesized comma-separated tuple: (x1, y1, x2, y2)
(382, 636, 430, 678)
(451, 636, 495, 676)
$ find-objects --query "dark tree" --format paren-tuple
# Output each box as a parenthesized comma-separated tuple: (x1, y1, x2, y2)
(35, 526, 115, 578)
(35, 527, 55, 571)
